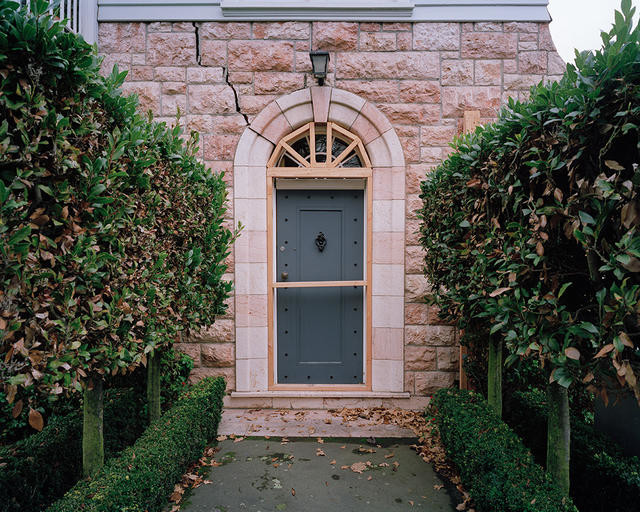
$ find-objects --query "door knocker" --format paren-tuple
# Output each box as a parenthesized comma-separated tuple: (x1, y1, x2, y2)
(315, 232, 327, 252)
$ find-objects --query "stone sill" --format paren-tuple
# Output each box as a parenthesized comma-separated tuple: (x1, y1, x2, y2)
(230, 391, 411, 399)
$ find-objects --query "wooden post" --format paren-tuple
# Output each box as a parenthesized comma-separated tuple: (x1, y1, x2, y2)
(459, 111, 481, 391)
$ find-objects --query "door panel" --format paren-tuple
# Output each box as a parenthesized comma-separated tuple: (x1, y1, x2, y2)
(276, 189, 364, 384)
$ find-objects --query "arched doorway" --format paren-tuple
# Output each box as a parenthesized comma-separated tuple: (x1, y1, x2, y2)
(233, 87, 406, 395)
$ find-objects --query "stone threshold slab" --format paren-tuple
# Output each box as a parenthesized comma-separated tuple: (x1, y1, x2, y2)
(230, 391, 411, 398)
(218, 409, 416, 438)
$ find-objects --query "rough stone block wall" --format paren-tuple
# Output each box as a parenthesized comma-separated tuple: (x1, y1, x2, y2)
(98, 20, 564, 396)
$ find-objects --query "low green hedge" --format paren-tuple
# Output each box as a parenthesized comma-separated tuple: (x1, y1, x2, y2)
(504, 389, 640, 512)
(0, 389, 146, 512)
(429, 388, 577, 512)
(47, 377, 226, 512)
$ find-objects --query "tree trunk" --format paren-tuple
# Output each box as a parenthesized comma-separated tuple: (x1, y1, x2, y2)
(147, 350, 162, 423)
(487, 336, 503, 417)
(547, 383, 571, 495)
(82, 377, 104, 478)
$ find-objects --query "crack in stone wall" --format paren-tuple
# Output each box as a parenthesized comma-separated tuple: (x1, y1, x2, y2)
(223, 66, 249, 126)
(192, 22, 202, 65)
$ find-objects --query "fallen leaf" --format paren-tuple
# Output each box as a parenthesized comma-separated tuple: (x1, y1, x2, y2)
(233, 437, 244, 443)
(565, 347, 581, 360)
(11, 400, 23, 419)
(350, 462, 367, 474)
(384, 453, 394, 459)
(330, 459, 337, 465)
(367, 476, 373, 481)
(317, 437, 324, 444)
(28, 409, 43, 431)
(341, 465, 350, 470)
(409, 501, 414, 506)
(434, 484, 444, 490)
(340, 445, 346, 449)
(316, 448, 326, 456)
(392, 461, 400, 472)
(216, 435, 227, 441)
(291, 488, 296, 496)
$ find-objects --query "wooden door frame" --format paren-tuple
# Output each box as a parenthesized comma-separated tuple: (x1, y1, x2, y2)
(266, 124, 373, 391)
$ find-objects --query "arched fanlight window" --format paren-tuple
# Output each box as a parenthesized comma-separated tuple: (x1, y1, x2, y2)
(267, 122, 371, 169)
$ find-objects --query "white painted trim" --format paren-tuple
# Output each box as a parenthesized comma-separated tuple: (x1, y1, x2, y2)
(97, 0, 550, 22)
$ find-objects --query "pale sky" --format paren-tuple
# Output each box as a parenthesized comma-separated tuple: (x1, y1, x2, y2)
(549, 0, 640, 63)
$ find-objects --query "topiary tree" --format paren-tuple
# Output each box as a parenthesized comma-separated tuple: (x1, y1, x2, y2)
(0, 0, 233, 476)
(420, 0, 640, 494)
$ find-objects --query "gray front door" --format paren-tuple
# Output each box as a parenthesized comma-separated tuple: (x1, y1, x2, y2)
(276, 189, 364, 384)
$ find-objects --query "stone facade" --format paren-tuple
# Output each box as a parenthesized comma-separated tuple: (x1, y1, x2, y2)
(98, 20, 564, 398)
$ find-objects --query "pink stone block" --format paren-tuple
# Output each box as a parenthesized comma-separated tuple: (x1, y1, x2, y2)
(254, 22, 310, 40)
(397, 81, 441, 103)
(351, 101, 392, 144)
(236, 294, 268, 327)
(200, 40, 228, 67)
(327, 87, 366, 129)
(254, 72, 305, 96)
(437, 347, 459, 371)
(121, 82, 161, 115)
(442, 60, 474, 86)
(250, 100, 292, 145)
(203, 134, 240, 161)
(372, 232, 405, 265)
(360, 32, 396, 52)
(199, 22, 251, 40)
(310, 86, 331, 123)
(519, 51, 547, 74)
(373, 166, 404, 200)
(235, 263, 268, 295)
(229, 41, 295, 72)
(99, 23, 146, 53)
(275, 88, 313, 129)
(461, 33, 517, 59)
(234, 167, 267, 201)
(188, 84, 236, 114)
(372, 295, 404, 328)
(413, 23, 460, 51)
(202, 343, 235, 368)
(372, 264, 405, 297)
(475, 60, 502, 86)
(235, 229, 267, 264)
(338, 52, 440, 80)
(147, 33, 197, 66)
(312, 22, 358, 51)
(414, 372, 456, 395)
(373, 328, 404, 360)
(372, 359, 403, 392)
(405, 274, 431, 302)
(405, 346, 437, 371)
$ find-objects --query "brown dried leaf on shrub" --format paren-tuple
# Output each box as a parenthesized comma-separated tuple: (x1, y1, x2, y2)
(28, 408, 43, 431)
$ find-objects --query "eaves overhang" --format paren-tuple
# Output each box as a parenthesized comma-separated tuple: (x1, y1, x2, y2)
(97, 0, 552, 23)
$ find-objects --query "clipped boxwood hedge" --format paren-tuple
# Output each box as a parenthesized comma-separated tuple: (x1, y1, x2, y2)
(430, 388, 577, 512)
(0, 389, 146, 512)
(505, 389, 640, 512)
(47, 377, 226, 512)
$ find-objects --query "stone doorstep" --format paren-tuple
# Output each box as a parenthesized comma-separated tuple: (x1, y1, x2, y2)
(223, 392, 430, 412)
(218, 408, 417, 438)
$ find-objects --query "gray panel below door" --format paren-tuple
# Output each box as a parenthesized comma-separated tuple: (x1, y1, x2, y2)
(276, 189, 364, 384)
(277, 287, 363, 384)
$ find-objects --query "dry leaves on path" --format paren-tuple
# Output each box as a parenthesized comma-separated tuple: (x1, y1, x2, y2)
(331, 407, 472, 510)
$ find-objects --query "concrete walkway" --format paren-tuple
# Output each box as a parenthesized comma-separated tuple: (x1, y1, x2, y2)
(181, 438, 458, 512)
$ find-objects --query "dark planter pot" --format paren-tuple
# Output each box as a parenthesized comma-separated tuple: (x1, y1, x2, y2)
(595, 390, 640, 458)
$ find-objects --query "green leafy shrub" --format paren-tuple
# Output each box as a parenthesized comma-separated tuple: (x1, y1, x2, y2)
(0, 0, 233, 408)
(430, 388, 577, 512)
(504, 390, 640, 512)
(0, 388, 147, 512)
(47, 377, 226, 512)
(420, 0, 640, 399)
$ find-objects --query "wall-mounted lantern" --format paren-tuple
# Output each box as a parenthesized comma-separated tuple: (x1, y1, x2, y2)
(309, 50, 330, 86)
